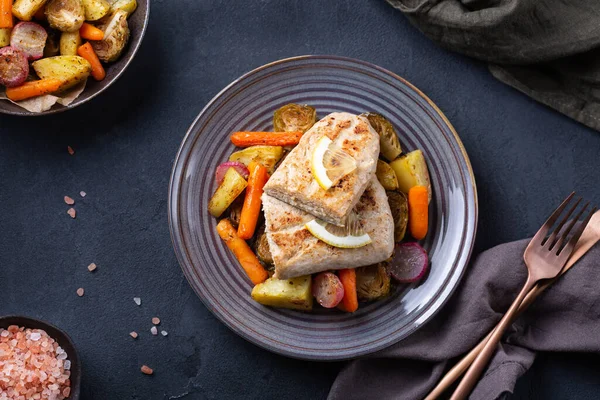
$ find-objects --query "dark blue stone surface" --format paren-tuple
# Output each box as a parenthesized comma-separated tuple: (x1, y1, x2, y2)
(1, 1, 599, 398)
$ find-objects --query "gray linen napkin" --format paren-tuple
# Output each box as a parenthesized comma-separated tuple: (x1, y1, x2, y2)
(328, 240, 600, 400)
(385, 0, 600, 131)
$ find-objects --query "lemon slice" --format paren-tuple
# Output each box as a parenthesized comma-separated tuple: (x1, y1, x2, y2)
(311, 137, 357, 190)
(305, 219, 372, 248)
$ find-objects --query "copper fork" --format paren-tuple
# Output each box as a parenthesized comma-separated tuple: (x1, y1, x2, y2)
(450, 193, 597, 400)
(425, 210, 600, 400)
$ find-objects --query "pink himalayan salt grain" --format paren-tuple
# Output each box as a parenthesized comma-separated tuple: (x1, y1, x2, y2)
(0, 326, 71, 400)
(67, 208, 76, 219)
(79, 191, 86, 198)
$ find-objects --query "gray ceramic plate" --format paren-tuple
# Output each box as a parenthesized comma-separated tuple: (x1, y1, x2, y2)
(169, 55, 478, 361)
(0, 0, 149, 116)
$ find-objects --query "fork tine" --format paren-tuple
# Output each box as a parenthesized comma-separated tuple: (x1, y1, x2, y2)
(557, 206, 597, 261)
(553, 202, 590, 252)
(546, 197, 583, 250)
(531, 192, 575, 245)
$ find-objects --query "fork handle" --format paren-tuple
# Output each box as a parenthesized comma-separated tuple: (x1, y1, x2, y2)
(449, 276, 535, 400)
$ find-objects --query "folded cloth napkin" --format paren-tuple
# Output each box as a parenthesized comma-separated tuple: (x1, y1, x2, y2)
(328, 239, 600, 400)
(385, 0, 600, 131)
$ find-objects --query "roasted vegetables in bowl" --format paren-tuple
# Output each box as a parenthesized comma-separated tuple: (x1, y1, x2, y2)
(208, 104, 434, 313)
(0, 0, 148, 115)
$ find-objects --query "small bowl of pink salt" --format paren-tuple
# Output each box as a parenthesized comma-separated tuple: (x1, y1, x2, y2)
(0, 316, 80, 400)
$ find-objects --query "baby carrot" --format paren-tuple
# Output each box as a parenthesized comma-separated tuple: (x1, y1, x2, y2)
(217, 218, 268, 285)
(5, 79, 62, 101)
(79, 22, 104, 40)
(238, 162, 269, 240)
(408, 185, 428, 240)
(230, 131, 303, 147)
(0, 0, 12, 29)
(77, 42, 105, 81)
(338, 268, 358, 313)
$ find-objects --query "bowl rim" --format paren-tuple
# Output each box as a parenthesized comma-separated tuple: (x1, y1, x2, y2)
(168, 54, 479, 360)
(0, 315, 81, 398)
(0, 0, 150, 117)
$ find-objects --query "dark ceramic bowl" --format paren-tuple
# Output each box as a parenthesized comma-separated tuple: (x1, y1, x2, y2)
(0, 316, 81, 399)
(0, 0, 149, 116)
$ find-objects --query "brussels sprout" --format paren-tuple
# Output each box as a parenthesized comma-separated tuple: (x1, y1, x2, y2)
(363, 112, 402, 162)
(228, 196, 244, 228)
(43, 28, 61, 57)
(46, 0, 85, 32)
(387, 190, 408, 242)
(273, 103, 317, 133)
(376, 160, 399, 191)
(91, 9, 129, 62)
(356, 264, 391, 301)
(253, 225, 274, 268)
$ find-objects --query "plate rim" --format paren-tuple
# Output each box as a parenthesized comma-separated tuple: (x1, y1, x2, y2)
(168, 55, 479, 361)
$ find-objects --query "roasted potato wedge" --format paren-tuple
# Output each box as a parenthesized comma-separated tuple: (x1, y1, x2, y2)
(0, 29, 10, 47)
(109, 0, 136, 16)
(387, 190, 409, 242)
(251, 276, 313, 311)
(389, 150, 431, 203)
(208, 168, 248, 218)
(229, 145, 283, 174)
(356, 264, 391, 301)
(376, 160, 399, 191)
(91, 9, 129, 62)
(46, 0, 85, 32)
(59, 30, 81, 55)
(12, 0, 48, 21)
(363, 112, 402, 162)
(32, 55, 91, 91)
(82, 0, 110, 21)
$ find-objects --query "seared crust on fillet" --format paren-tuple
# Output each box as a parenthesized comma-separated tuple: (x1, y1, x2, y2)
(263, 112, 379, 226)
(263, 178, 395, 279)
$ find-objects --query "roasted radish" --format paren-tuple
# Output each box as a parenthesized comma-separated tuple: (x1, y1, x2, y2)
(312, 272, 344, 308)
(389, 242, 429, 283)
(0, 46, 29, 88)
(10, 22, 47, 60)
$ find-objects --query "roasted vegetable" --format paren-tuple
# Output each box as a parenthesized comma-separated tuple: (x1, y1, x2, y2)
(5, 78, 61, 101)
(390, 243, 428, 282)
(389, 150, 431, 203)
(387, 190, 409, 242)
(312, 272, 344, 308)
(12, 0, 48, 22)
(91, 9, 129, 62)
(363, 113, 402, 162)
(46, 0, 85, 32)
(408, 186, 428, 240)
(228, 196, 244, 228)
(77, 41, 105, 80)
(254, 225, 273, 267)
(273, 103, 317, 133)
(0, 46, 29, 88)
(0, 0, 12, 28)
(376, 160, 399, 191)
(32, 55, 91, 91)
(109, 0, 136, 16)
(217, 219, 268, 285)
(0, 28, 10, 47)
(229, 145, 283, 174)
(43, 28, 60, 57)
(10, 22, 47, 60)
(208, 167, 248, 218)
(59, 30, 80, 55)
(251, 276, 313, 311)
(356, 264, 391, 301)
(231, 131, 303, 147)
(82, 0, 110, 20)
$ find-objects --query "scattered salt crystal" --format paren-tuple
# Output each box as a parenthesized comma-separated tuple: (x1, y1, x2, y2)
(67, 208, 76, 219)
(0, 330, 8, 337)
(67, 146, 75, 155)
(129, 331, 138, 339)
(57, 352, 67, 360)
(140, 365, 153, 375)
(150, 326, 157, 336)
(87, 263, 97, 272)
(80, 191, 86, 197)
(63, 360, 71, 370)
(30, 332, 41, 341)
(151, 317, 160, 325)
(161, 331, 168, 337)
(133, 297, 141, 306)
(76, 288, 84, 297)
(64, 196, 75, 205)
